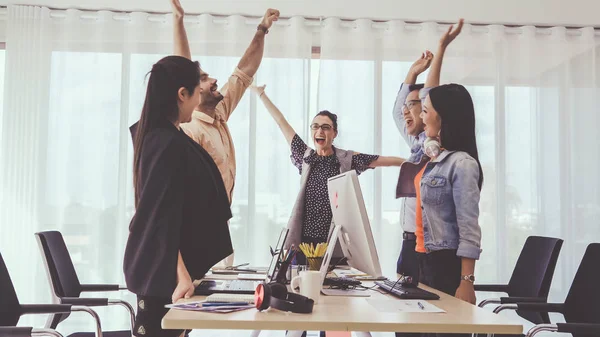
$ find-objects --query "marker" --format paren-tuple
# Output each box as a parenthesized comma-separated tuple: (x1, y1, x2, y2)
(417, 301, 425, 310)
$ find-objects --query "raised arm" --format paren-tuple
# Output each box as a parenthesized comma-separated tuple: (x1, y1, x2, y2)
(237, 9, 280, 77)
(251, 84, 296, 145)
(369, 156, 405, 168)
(425, 19, 464, 89)
(405, 51, 432, 85)
(392, 51, 433, 142)
(171, 0, 191, 60)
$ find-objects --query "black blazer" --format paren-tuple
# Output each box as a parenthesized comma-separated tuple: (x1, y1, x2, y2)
(124, 119, 233, 298)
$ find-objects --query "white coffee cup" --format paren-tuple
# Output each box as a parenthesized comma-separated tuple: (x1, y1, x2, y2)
(291, 270, 322, 304)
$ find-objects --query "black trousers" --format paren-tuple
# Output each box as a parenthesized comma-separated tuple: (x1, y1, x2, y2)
(395, 236, 421, 337)
(396, 234, 420, 280)
(417, 249, 469, 337)
(133, 295, 187, 337)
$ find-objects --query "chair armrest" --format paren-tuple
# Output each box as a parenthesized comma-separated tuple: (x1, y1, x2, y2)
(18, 305, 101, 337)
(108, 299, 136, 332)
(525, 324, 557, 336)
(0, 327, 64, 337)
(557, 323, 600, 335)
(478, 298, 501, 308)
(60, 297, 109, 306)
(500, 296, 547, 304)
(474, 284, 509, 293)
(19, 304, 73, 315)
(495, 302, 565, 314)
(517, 302, 565, 313)
(525, 323, 600, 336)
(32, 329, 64, 337)
(0, 327, 33, 337)
(80, 284, 125, 292)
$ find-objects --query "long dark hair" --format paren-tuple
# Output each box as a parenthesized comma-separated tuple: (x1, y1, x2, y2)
(429, 84, 484, 190)
(133, 55, 201, 207)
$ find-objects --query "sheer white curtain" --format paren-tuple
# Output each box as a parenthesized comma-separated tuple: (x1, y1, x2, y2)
(318, 18, 600, 331)
(0, 5, 311, 336)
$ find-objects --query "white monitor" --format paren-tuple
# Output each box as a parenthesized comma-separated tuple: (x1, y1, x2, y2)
(326, 170, 382, 278)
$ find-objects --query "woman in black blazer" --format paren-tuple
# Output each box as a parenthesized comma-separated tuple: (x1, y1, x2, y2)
(124, 55, 233, 337)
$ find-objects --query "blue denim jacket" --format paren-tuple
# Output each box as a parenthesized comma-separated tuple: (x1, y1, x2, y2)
(420, 150, 482, 260)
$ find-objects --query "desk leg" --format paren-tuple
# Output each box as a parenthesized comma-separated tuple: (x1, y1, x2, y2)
(250, 330, 262, 337)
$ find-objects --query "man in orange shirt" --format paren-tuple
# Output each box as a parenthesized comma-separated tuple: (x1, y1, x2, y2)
(170, 0, 279, 266)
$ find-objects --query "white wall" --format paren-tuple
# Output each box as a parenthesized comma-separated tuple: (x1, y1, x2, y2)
(0, 0, 599, 27)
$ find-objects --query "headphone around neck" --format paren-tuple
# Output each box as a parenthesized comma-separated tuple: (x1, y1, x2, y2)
(254, 282, 314, 314)
(423, 137, 441, 158)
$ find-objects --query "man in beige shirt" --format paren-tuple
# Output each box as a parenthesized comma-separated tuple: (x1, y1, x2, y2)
(170, 0, 279, 265)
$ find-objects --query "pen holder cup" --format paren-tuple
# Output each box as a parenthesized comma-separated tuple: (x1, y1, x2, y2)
(307, 257, 323, 271)
(274, 261, 291, 284)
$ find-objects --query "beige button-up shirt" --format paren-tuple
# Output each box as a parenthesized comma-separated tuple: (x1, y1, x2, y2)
(180, 67, 252, 203)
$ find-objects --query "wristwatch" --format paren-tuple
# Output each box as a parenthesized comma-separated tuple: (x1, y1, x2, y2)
(461, 274, 475, 283)
(257, 24, 269, 34)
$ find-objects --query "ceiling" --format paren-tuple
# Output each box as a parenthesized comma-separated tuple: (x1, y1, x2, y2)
(0, 0, 598, 27)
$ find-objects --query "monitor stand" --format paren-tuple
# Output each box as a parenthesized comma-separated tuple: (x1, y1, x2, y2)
(319, 224, 370, 297)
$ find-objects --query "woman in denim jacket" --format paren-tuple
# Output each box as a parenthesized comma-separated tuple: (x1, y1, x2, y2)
(418, 84, 483, 304)
(414, 19, 483, 321)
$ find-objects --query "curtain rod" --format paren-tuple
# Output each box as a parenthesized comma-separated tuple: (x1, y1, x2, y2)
(0, 5, 599, 31)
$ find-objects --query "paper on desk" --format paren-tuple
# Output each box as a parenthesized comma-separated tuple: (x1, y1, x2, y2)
(366, 299, 445, 313)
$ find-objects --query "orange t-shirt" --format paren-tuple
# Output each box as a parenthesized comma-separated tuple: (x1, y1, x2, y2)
(414, 165, 427, 253)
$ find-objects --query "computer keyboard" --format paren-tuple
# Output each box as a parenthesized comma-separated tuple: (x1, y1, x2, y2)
(195, 279, 258, 295)
(227, 280, 257, 291)
(323, 277, 362, 287)
(375, 280, 440, 300)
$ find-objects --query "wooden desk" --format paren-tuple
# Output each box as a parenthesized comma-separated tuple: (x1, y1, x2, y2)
(162, 282, 522, 335)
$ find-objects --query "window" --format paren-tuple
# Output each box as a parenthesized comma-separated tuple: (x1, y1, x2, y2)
(0, 48, 5, 152)
(42, 51, 128, 333)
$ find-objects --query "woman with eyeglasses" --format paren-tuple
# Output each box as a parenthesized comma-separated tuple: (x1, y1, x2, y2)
(251, 85, 405, 262)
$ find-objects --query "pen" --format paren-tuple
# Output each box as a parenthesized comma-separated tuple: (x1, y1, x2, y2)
(417, 301, 425, 310)
(226, 263, 249, 270)
(288, 248, 298, 264)
(202, 302, 250, 307)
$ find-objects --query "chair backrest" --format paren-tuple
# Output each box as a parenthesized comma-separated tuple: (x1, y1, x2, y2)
(563, 243, 600, 334)
(35, 231, 82, 297)
(507, 236, 563, 324)
(35, 231, 81, 328)
(0, 252, 23, 326)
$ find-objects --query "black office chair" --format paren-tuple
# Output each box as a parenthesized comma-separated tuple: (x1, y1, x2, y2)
(35, 231, 134, 336)
(0, 252, 102, 337)
(0, 327, 63, 337)
(494, 243, 600, 337)
(476, 236, 563, 325)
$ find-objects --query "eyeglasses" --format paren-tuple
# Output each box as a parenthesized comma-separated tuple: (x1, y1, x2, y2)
(310, 123, 333, 131)
(403, 100, 421, 111)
